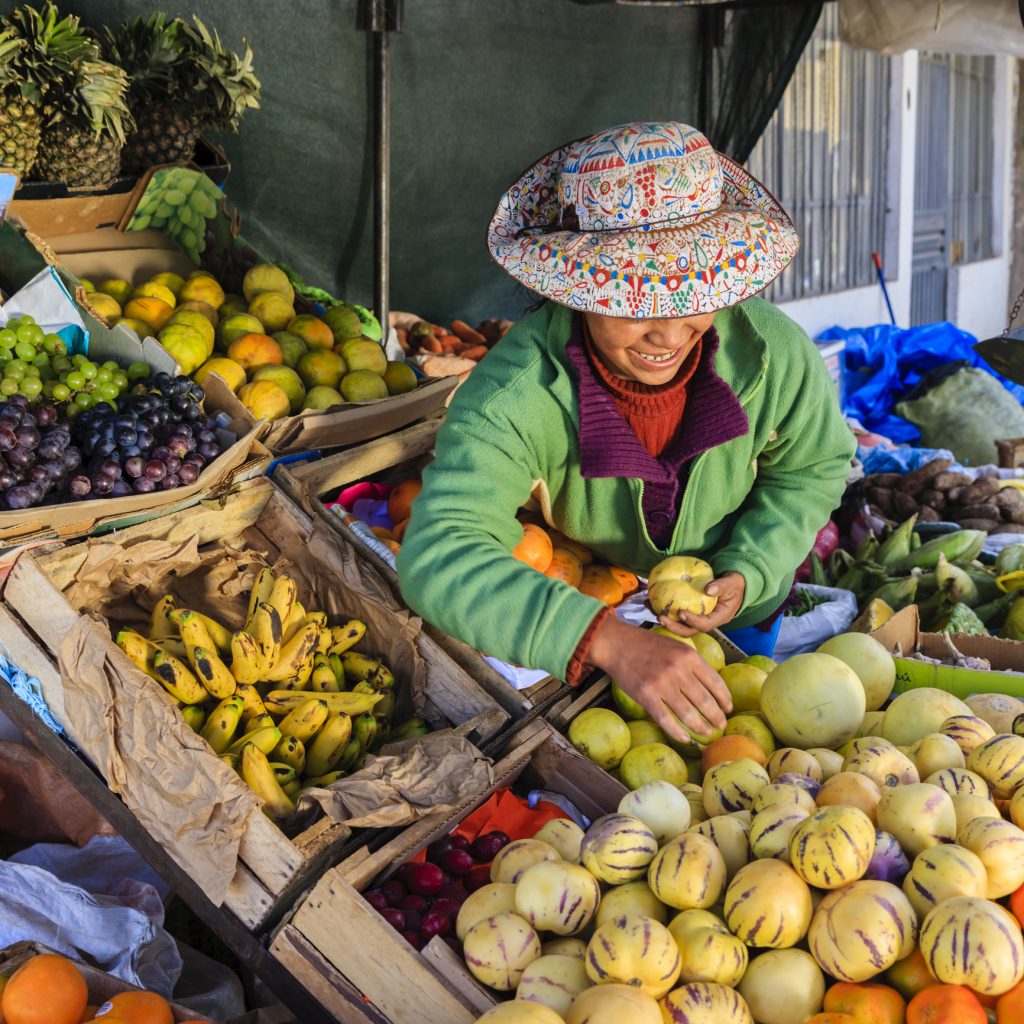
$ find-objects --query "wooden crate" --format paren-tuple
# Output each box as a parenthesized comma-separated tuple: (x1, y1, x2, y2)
(0, 941, 211, 1021)
(268, 720, 625, 1024)
(274, 419, 564, 719)
(0, 477, 508, 933)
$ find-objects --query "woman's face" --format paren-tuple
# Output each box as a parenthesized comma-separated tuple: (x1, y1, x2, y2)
(584, 310, 716, 385)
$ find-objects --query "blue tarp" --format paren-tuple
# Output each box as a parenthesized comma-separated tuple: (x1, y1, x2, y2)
(820, 321, 1024, 444)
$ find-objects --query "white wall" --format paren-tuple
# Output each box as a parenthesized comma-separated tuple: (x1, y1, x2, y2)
(774, 49, 1016, 343)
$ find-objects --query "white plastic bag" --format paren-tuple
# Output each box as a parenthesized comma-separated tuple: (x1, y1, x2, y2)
(774, 585, 859, 660)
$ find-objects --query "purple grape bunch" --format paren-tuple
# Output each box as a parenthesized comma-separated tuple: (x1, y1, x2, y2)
(66, 372, 223, 500)
(0, 397, 82, 510)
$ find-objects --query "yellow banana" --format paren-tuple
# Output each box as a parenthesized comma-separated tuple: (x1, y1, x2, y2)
(180, 705, 206, 733)
(152, 650, 208, 704)
(172, 609, 216, 660)
(227, 724, 282, 757)
(278, 697, 330, 743)
(265, 690, 382, 717)
(303, 770, 344, 789)
(245, 712, 276, 734)
(200, 696, 245, 754)
(149, 595, 177, 641)
(116, 629, 159, 674)
(246, 567, 276, 631)
(270, 762, 297, 785)
(189, 646, 237, 700)
(268, 576, 298, 632)
(251, 601, 283, 675)
(354, 712, 379, 753)
(304, 713, 353, 778)
(241, 743, 295, 820)
(235, 682, 267, 721)
(368, 663, 396, 691)
(274, 653, 315, 691)
(196, 613, 232, 657)
(153, 637, 189, 660)
(329, 620, 366, 656)
(305, 610, 328, 629)
(282, 600, 306, 643)
(341, 651, 380, 684)
(282, 779, 302, 799)
(310, 655, 340, 693)
(316, 627, 332, 656)
(337, 736, 361, 772)
(229, 631, 263, 685)
(372, 690, 396, 723)
(272, 735, 306, 775)
(264, 622, 320, 683)
(219, 753, 238, 771)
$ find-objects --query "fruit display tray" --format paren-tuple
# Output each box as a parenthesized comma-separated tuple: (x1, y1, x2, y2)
(268, 719, 623, 1024)
(0, 477, 508, 933)
(274, 418, 564, 719)
(0, 941, 211, 1022)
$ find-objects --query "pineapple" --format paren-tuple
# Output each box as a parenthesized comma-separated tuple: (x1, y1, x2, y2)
(106, 14, 259, 176)
(2, 3, 131, 189)
(0, 0, 92, 179)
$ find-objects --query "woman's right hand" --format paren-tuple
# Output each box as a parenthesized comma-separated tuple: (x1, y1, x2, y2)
(585, 615, 732, 744)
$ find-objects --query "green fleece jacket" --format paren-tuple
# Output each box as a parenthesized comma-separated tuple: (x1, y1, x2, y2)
(396, 299, 855, 680)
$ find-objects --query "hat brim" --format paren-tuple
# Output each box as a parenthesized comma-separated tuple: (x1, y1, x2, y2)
(488, 149, 800, 319)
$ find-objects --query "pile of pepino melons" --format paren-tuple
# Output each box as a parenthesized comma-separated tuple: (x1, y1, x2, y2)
(470, 633, 1024, 1024)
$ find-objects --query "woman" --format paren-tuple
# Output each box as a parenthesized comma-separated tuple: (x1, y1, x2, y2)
(396, 122, 855, 743)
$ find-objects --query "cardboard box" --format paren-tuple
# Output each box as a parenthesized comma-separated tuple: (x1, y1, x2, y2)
(269, 720, 623, 1024)
(274, 418, 560, 719)
(1, 477, 508, 930)
(871, 605, 1024, 699)
(0, 220, 265, 548)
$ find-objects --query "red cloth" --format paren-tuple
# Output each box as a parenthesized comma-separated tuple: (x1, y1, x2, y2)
(583, 324, 701, 458)
(565, 605, 613, 686)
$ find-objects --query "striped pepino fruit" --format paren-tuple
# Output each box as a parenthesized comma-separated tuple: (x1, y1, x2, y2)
(584, 912, 681, 998)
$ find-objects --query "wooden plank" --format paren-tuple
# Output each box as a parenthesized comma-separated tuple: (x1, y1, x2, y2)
(420, 937, 496, 1015)
(236, 810, 307, 895)
(0, 603, 68, 728)
(4, 557, 81, 658)
(291, 871, 477, 1024)
(223, 863, 276, 932)
(269, 925, 390, 1024)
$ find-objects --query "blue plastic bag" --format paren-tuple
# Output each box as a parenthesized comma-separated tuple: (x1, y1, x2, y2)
(819, 321, 1024, 442)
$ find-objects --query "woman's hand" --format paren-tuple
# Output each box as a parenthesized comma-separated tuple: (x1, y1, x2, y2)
(586, 615, 732, 744)
(657, 571, 746, 638)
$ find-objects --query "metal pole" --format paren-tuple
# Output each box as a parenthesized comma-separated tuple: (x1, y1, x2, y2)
(365, 0, 402, 340)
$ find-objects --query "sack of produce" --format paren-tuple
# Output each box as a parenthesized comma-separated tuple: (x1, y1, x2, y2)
(774, 584, 858, 660)
(896, 367, 1024, 467)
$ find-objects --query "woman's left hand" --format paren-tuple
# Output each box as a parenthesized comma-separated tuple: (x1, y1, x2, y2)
(658, 571, 746, 637)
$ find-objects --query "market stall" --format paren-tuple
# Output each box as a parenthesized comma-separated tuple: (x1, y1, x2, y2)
(5, 1, 1024, 1024)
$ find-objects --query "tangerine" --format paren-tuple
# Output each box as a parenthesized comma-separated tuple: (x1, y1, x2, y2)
(578, 565, 624, 606)
(392, 518, 410, 542)
(700, 733, 768, 772)
(2, 954, 88, 1024)
(545, 547, 584, 587)
(387, 479, 422, 524)
(94, 992, 172, 1024)
(226, 333, 283, 373)
(512, 522, 553, 572)
(608, 566, 640, 596)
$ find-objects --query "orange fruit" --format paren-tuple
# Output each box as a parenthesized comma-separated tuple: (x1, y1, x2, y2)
(123, 297, 173, 333)
(579, 565, 624, 606)
(226, 332, 283, 373)
(383, 540, 402, 555)
(545, 547, 584, 588)
(387, 479, 423, 524)
(93, 991, 172, 1024)
(512, 522, 554, 572)
(392, 518, 409, 542)
(700, 734, 768, 772)
(179, 275, 225, 310)
(3, 954, 88, 1024)
(549, 530, 594, 565)
(608, 566, 639, 596)
(370, 526, 394, 540)
(287, 314, 334, 351)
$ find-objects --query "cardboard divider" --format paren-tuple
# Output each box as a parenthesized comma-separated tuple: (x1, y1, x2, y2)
(269, 720, 625, 1024)
(274, 418, 563, 719)
(1, 477, 508, 932)
(871, 604, 1024, 699)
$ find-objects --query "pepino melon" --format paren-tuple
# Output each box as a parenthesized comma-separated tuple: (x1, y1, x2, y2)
(761, 654, 865, 750)
(515, 955, 590, 1018)
(668, 909, 748, 987)
(701, 757, 770, 817)
(595, 880, 668, 926)
(724, 859, 812, 948)
(881, 689, 971, 747)
(967, 733, 1024, 798)
(957, 816, 1024, 897)
(690, 814, 750, 881)
(565, 984, 661, 1024)
(876, 783, 957, 858)
(902, 844, 988, 919)
(807, 881, 917, 982)
(789, 806, 875, 889)
(738, 949, 825, 1024)
(660, 983, 754, 1024)
(618, 780, 691, 844)
(463, 912, 541, 990)
(919, 896, 1024, 995)
(478, 1002, 565, 1024)
(514, 861, 600, 935)
(648, 833, 726, 910)
(939, 714, 996, 757)
(585, 912, 681, 998)
(580, 814, 658, 885)
(749, 804, 810, 862)
(817, 632, 896, 711)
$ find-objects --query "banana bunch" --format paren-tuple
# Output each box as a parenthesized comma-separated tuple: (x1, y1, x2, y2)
(115, 566, 431, 821)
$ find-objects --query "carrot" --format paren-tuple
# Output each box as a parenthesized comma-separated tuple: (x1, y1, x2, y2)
(440, 335, 462, 353)
(395, 326, 410, 353)
(450, 319, 487, 346)
(431, 323, 447, 338)
(459, 344, 489, 361)
(420, 336, 444, 354)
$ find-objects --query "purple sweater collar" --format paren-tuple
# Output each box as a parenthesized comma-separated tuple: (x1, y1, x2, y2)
(567, 314, 749, 483)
